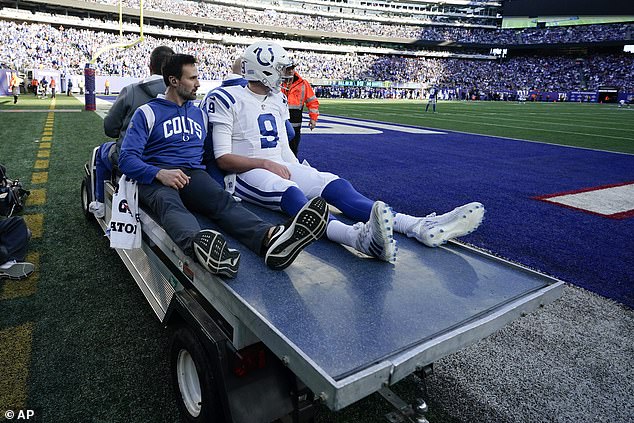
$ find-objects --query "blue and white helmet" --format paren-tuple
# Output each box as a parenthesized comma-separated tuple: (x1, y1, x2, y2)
(241, 41, 293, 93)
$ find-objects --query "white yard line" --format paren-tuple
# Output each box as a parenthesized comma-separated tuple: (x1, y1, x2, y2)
(356, 110, 634, 141)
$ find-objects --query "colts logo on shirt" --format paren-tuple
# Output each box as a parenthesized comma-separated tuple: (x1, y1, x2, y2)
(163, 116, 202, 140)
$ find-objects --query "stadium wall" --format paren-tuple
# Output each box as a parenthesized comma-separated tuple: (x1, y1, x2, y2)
(90, 75, 222, 96)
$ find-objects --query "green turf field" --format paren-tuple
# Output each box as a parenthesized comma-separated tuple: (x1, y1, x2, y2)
(0, 95, 631, 422)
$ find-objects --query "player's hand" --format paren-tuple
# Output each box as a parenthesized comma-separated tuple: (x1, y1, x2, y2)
(263, 160, 291, 179)
(156, 169, 190, 189)
(309, 119, 317, 130)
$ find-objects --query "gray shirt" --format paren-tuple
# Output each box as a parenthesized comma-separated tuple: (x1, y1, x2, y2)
(104, 75, 166, 141)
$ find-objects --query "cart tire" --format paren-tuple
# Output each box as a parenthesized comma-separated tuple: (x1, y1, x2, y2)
(170, 324, 225, 423)
(80, 176, 93, 221)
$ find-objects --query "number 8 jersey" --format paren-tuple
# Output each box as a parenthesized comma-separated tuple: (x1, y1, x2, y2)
(201, 84, 298, 164)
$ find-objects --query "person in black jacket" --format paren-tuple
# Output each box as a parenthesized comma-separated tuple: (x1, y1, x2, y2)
(0, 216, 34, 280)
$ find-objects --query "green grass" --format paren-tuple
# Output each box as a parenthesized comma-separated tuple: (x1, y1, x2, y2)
(0, 95, 180, 422)
(319, 99, 634, 154)
(0, 96, 631, 423)
(501, 16, 634, 28)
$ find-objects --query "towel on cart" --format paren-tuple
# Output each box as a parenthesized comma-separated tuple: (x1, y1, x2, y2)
(108, 174, 141, 249)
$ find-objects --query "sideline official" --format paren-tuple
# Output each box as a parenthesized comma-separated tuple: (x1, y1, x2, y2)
(284, 67, 319, 156)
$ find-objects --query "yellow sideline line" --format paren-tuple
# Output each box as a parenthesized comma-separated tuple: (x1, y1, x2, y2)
(26, 189, 46, 206)
(31, 172, 48, 185)
(0, 100, 55, 414)
(0, 252, 40, 300)
(0, 323, 33, 411)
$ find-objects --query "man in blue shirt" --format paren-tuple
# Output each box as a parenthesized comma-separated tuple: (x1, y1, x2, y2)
(90, 46, 174, 219)
(118, 54, 328, 277)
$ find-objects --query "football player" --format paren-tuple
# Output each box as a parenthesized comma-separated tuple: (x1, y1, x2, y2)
(425, 86, 437, 112)
(200, 41, 485, 263)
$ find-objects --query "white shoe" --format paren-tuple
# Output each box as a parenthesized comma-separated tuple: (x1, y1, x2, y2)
(0, 260, 35, 280)
(409, 202, 485, 247)
(89, 201, 105, 219)
(353, 201, 397, 263)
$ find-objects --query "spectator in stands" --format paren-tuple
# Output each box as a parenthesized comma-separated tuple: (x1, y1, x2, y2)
(283, 65, 319, 157)
(1, 20, 632, 95)
(117, 53, 328, 277)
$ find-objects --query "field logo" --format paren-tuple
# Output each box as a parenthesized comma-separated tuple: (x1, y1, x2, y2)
(534, 181, 634, 219)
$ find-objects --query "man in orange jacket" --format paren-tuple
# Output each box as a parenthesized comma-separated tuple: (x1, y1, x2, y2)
(50, 77, 56, 98)
(283, 68, 319, 156)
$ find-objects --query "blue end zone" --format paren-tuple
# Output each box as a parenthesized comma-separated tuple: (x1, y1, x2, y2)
(300, 115, 634, 308)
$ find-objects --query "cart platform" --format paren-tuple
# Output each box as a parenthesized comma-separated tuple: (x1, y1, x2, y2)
(174, 206, 564, 410)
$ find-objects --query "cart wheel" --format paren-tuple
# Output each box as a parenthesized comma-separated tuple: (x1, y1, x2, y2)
(170, 325, 225, 423)
(80, 176, 93, 221)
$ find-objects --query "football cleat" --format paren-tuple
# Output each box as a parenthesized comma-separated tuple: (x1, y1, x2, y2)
(409, 202, 485, 247)
(265, 196, 328, 270)
(193, 229, 241, 278)
(353, 201, 397, 263)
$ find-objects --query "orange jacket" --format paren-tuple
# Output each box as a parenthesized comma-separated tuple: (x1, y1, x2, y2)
(284, 72, 319, 122)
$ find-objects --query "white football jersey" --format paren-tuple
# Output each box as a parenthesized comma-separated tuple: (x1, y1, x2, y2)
(203, 85, 292, 162)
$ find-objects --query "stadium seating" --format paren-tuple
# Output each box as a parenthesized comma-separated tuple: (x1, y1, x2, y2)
(0, 1, 632, 96)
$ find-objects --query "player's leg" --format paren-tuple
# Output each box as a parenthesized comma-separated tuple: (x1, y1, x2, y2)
(320, 178, 374, 222)
(89, 142, 115, 218)
(393, 203, 485, 247)
(289, 164, 397, 263)
(293, 164, 485, 248)
(234, 168, 298, 212)
(183, 169, 327, 272)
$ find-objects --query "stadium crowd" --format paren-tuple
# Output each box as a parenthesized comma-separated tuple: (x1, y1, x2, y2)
(81, 0, 632, 44)
(1, 20, 632, 93)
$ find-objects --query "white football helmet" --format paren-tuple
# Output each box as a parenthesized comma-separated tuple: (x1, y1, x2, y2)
(241, 41, 294, 93)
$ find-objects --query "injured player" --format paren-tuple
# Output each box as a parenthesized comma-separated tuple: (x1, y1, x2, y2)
(200, 41, 485, 263)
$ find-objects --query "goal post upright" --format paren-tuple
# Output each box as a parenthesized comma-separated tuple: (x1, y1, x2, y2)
(84, 0, 145, 111)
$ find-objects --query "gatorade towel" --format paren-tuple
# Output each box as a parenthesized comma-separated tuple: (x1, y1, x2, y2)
(84, 63, 96, 111)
